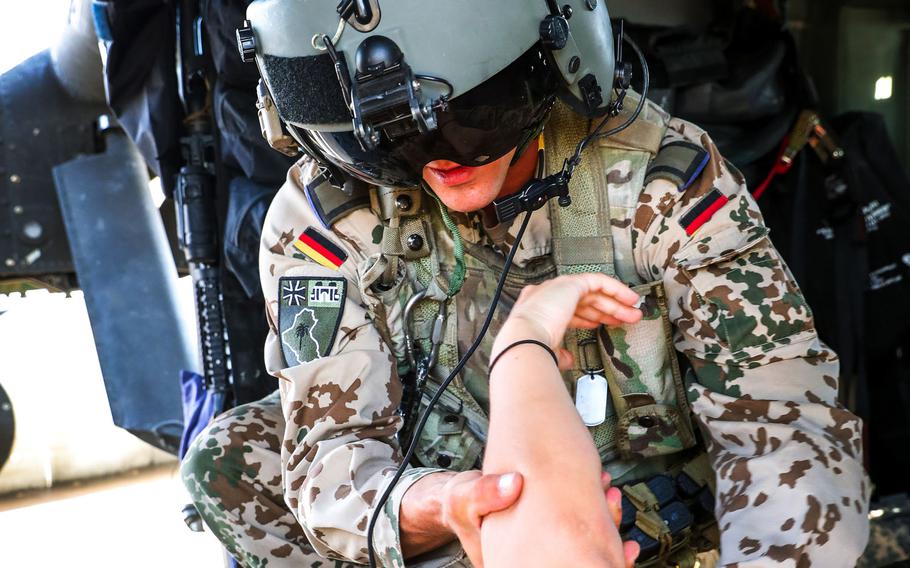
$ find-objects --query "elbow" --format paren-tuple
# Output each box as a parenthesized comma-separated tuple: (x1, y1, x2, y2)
(296, 480, 370, 564)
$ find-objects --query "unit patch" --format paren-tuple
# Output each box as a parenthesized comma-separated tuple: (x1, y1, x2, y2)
(278, 277, 346, 367)
(680, 187, 729, 236)
(292, 227, 348, 270)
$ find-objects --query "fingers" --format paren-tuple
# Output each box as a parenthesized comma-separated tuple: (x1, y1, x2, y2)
(600, 472, 623, 529)
(463, 536, 484, 568)
(603, 472, 636, 568)
(459, 473, 522, 568)
(556, 348, 575, 371)
(566, 273, 641, 306)
(575, 304, 625, 327)
(624, 541, 640, 568)
(469, 472, 523, 518)
(563, 274, 643, 328)
(578, 294, 643, 324)
(569, 315, 602, 329)
(443, 472, 522, 568)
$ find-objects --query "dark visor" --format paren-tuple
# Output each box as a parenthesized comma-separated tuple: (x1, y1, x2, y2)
(292, 44, 558, 188)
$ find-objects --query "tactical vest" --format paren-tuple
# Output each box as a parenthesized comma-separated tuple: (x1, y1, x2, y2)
(307, 98, 718, 566)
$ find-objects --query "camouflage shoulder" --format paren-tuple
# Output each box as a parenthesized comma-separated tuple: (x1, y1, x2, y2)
(262, 160, 382, 272)
(289, 160, 373, 230)
(633, 116, 767, 272)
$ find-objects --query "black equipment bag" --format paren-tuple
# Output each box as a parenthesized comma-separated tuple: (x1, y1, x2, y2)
(758, 112, 910, 496)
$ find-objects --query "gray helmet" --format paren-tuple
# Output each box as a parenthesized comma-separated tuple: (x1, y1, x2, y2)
(241, 0, 620, 187)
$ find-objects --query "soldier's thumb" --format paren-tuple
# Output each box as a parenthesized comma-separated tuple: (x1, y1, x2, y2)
(471, 472, 524, 518)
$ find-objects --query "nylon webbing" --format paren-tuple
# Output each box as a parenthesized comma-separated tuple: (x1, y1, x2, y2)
(546, 104, 615, 277)
(406, 190, 469, 371)
(546, 104, 614, 344)
(544, 103, 618, 449)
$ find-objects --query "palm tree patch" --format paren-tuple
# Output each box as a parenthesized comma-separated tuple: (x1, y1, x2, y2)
(278, 276, 347, 367)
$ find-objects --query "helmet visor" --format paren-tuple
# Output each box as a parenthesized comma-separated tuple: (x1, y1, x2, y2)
(291, 44, 558, 187)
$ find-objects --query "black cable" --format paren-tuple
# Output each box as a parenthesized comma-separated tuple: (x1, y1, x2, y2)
(415, 74, 455, 98)
(564, 34, 650, 180)
(365, 31, 651, 568)
(366, 209, 534, 567)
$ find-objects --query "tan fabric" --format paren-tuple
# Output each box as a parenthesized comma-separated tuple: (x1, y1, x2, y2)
(182, 109, 870, 567)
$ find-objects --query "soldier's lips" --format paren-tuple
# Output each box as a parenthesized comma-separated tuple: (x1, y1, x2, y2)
(425, 162, 475, 186)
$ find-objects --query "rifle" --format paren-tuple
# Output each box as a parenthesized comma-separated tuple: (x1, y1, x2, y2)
(175, 0, 231, 414)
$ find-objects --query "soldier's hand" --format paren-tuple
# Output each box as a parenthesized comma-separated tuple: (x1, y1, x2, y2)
(437, 469, 638, 568)
(503, 273, 643, 354)
(603, 471, 641, 568)
(399, 470, 524, 562)
(440, 470, 524, 567)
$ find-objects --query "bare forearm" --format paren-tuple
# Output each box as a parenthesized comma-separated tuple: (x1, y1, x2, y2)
(481, 321, 623, 566)
(485, 322, 601, 477)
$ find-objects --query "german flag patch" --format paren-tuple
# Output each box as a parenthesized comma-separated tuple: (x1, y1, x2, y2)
(680, 188, 729, 236)
(293, 227, 348, 270)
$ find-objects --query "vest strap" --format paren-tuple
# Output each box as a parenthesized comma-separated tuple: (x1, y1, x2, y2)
(595, 92, 668, 156)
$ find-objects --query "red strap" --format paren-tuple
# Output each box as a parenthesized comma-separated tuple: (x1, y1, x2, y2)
(752, 138, 794, 200)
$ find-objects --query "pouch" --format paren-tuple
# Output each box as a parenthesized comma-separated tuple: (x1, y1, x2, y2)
(599, 281, 696, 459)
(413, 389, 486, 472)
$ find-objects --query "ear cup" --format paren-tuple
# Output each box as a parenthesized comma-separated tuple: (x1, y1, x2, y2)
(543, 0, 617, 118)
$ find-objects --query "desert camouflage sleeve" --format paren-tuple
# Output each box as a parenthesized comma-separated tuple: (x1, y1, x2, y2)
(633, 120, 870, 566)
(259, 160, 440, 566)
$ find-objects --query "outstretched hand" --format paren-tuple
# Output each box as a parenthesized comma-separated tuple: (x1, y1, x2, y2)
(501, 274, 643, 365)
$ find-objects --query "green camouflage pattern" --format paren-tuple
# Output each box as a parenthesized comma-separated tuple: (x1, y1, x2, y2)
(632, 120, 868, 565)
(181, 102, 869, 567)
(408, 208, 561, 472)
(600, 281, 696, 460)
(182, 391, 359, 568)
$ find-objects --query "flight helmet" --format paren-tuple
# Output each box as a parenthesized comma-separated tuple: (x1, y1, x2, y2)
(240, 0, 622, 188)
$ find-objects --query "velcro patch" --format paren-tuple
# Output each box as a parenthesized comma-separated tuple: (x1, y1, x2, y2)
(680, 188, 729, 236)
(278, 277, 346, 367)
(293, 227, 348, 270)
(645, 141, 710, 191)
(303, 174, 371, 229)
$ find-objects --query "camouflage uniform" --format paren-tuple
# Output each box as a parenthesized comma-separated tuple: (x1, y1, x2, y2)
(182, 101, 870, 567)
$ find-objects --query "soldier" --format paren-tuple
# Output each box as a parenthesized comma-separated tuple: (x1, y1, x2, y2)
(182, 1, 870, 566)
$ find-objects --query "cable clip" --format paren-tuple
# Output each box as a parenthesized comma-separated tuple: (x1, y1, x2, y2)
(492, 172, 572, 225)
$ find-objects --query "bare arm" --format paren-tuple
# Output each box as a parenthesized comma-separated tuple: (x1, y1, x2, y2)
(480, 274, 643, 568)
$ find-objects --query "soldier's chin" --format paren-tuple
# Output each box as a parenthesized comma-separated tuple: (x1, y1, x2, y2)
(428, 181, 501, 213)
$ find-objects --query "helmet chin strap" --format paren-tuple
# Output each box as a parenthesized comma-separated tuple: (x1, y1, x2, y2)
(508, 103, 554, 167)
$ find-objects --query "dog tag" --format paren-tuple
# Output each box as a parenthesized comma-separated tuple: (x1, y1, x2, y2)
(575, 373, 609, 427)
